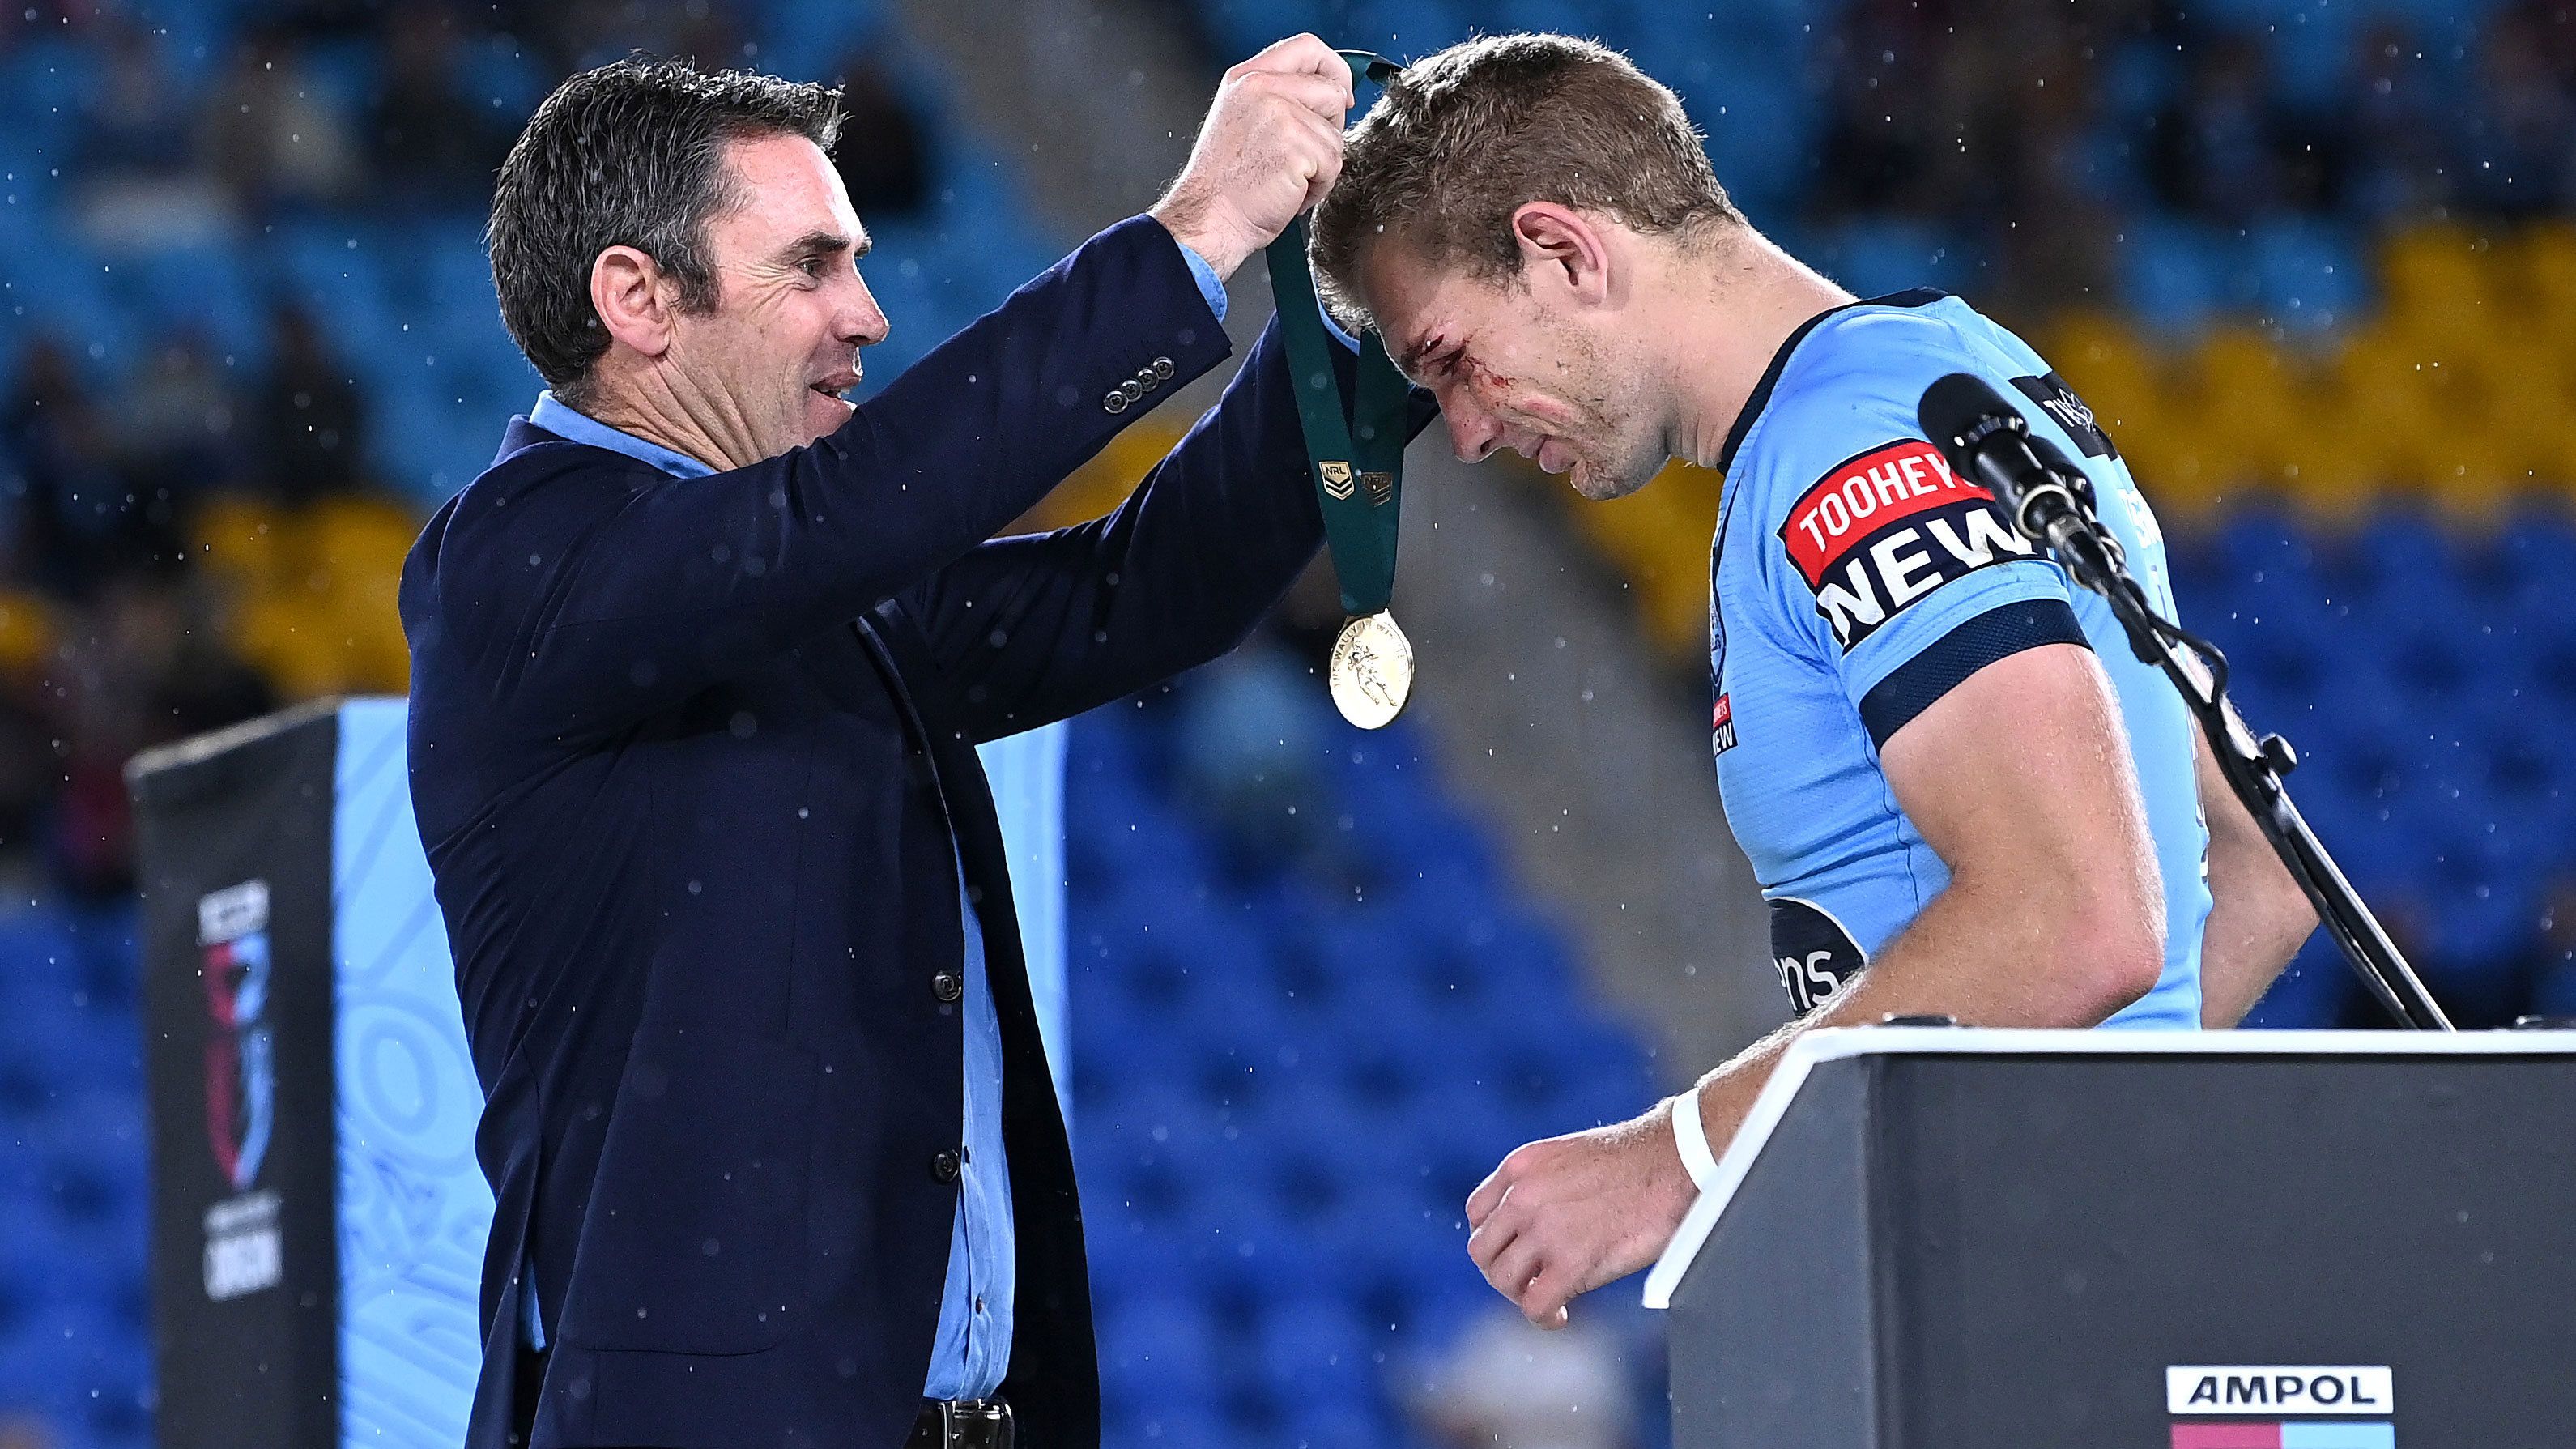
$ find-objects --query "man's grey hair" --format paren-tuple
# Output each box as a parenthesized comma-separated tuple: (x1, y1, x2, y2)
(488, 57, 846, 403)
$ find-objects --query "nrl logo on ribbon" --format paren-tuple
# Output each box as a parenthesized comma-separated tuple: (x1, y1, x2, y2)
(1318, 460, 1356, 501)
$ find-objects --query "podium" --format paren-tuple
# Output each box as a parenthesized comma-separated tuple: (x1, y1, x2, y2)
(1643, 1028, 2576, 1449)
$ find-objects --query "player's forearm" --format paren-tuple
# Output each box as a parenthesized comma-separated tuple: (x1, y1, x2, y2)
(1689, 872, 2161, 1157)
(2189, 718, 2319, 1026)
(2197, 842, 2318, 1026)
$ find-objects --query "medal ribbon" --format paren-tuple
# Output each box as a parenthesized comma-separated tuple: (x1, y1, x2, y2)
(1265, 50, 1411, 617)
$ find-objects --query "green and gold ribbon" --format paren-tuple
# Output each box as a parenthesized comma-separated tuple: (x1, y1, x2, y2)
(1265, 50, 1410, 619)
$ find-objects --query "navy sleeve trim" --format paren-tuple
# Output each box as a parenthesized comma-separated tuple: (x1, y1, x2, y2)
(1857, 599, 2089, 748)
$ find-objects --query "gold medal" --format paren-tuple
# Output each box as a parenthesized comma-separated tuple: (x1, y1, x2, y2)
(1328, 611, 1414, 730)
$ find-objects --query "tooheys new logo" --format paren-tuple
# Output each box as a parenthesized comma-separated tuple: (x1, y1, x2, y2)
(1778, 439, 2036, 650)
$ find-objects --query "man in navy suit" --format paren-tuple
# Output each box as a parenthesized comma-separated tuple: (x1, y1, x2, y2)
(402, 38, 1414, 1449)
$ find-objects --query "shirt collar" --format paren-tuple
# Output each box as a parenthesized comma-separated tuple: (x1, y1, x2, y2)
(528, 390, 717, 479)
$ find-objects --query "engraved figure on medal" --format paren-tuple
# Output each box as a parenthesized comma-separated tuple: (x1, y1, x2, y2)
(1329, 612, 1414, 730)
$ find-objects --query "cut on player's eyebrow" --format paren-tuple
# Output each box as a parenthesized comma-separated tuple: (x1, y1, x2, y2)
(1394, 332, 1444, 375)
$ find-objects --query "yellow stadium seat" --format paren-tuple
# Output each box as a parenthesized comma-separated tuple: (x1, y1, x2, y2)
(306, 496, 422, 573)
(1019, 424, 1184, 532)
(193, 495, 287, 591)
(0, 590, 54, 678)
(2514, 221, 2576, 316)
(2380, 224, 2495, 343)
(1551, 458, 1723, 658)
(2471, 347, 2576, 490)
(232, 592, 351, 701)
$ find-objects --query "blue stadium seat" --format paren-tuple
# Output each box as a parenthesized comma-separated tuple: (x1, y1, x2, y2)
(2118, 219, 2240, 337)
(2241, 937, 2357, 1028)
(1812, 219, 1973, 300)
(2489, 505, 2576, 600)
(1099, 1290, 1224, 1391)
(0, 40, 99, 164)
(121, 242, 270, 367)
(4, 237, 137, 386)
(2530, 957, 2576, 1019)
(1256, 1293, 1380, 1405)
(300, 38, 385, 121)
(2266, 4, 2365, 112)
(1102, 1401, 1232, 1449)
(2250, 219, 2367, 332)
(1676, 51, 1814, 218)
(455, 33, 554, 120)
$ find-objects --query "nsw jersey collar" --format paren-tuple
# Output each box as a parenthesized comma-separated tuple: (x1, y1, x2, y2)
(1716, 288, 1947, 474)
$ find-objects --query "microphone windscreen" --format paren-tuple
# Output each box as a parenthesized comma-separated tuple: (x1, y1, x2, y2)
(1915, 372, 2019, 471)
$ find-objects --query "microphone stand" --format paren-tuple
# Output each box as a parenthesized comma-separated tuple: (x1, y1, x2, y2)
(2007, 476, 2453, 1030)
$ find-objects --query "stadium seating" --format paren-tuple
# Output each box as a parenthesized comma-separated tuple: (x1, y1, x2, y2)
(1067, 692, 1658, 1449)
(0, 903, 151, 1448)
(11, 0, 2576, 1444)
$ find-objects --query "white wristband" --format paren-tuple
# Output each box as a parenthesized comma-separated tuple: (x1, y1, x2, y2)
(1670, 1081, 1720, 1191)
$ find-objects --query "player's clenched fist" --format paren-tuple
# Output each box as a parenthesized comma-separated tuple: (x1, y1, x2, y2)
(1463, 1102, 1700, 1328)
(1151, 33, 1353, 283)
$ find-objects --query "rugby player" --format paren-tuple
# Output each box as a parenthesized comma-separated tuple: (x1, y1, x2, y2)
(1306, 33, 2323, 1327)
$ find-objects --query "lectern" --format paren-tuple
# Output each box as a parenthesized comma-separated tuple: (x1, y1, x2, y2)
(1643, 1028, 2576, 1449)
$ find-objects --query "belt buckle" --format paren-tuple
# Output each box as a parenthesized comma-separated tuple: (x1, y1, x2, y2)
(939, 1398, 1011, 1449)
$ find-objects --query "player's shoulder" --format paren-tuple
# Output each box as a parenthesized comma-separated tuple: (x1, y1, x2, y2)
(1769, 294, 1988, 428)
(1732, 295, 2029, 505)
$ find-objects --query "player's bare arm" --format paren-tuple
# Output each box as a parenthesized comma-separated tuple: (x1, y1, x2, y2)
(1463, 641, 2165, 1328)
(2192, 719, 2321, 1026)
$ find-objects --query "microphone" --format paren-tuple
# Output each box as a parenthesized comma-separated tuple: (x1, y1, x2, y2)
(1915, 373, 2121, 589)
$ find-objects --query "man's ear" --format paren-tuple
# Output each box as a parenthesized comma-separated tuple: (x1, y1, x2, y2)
(1509, 202, 1613, 307)
(590, 245, 677, 362)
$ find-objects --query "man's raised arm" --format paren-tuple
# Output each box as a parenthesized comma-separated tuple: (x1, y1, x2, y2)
(406, 36, 1357, 745)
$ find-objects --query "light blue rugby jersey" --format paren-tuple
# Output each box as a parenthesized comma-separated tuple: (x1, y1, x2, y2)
(1708, 289, 2208, 1029)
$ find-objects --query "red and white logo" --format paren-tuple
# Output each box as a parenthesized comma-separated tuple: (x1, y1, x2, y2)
(1711, 693, 1737, 757)
(1778, 439, 2035, 650)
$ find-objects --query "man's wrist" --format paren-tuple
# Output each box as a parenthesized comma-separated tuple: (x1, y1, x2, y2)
(1173, 237, 1231, 324)
(1669, 1080, 1720, 1191)
(1149, 194, 1255, 283)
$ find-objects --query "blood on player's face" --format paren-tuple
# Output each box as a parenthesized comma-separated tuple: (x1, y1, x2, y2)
(1354, 239, 1666, 501)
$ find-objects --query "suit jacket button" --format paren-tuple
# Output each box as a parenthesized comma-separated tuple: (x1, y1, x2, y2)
(1103, 390, 1129, 414)
(932, 970, 963, 1003)
(1119, 379, 1146, 403)
(1152, 356, 1174, 381)
(930, 1149, 961, 1183)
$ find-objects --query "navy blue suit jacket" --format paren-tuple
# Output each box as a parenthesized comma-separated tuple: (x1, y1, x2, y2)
(402, 216, 1419, 1449)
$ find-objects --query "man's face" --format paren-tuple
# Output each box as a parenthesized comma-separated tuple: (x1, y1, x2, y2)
(1356, 241, 1667, 501)
(667, 133, 890, 460)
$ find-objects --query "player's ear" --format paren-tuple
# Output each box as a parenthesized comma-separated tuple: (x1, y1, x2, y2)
(590, 245, 679, 361)
(1509, 202, 1612, 308)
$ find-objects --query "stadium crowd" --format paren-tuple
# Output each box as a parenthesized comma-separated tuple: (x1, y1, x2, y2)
(5, 1, 2576, 1447)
